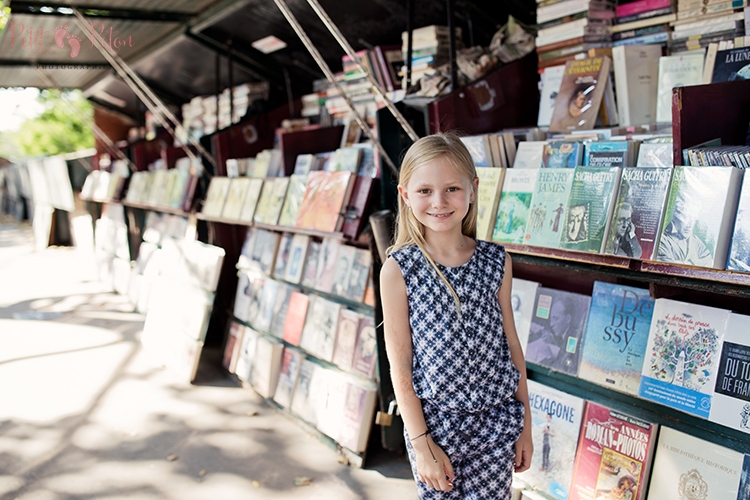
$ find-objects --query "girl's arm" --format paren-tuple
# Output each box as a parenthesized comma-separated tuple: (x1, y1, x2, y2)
(380, 256, 455, 492)
(498, 252, 534, 472)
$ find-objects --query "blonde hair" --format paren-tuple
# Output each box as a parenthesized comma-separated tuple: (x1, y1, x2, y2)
(388, 133, 478, 316)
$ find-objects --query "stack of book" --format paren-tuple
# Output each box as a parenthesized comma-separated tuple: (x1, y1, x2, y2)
(670, 6, 746, 53)
(400, 25, 462, 86)
(612, 0, 675, 48)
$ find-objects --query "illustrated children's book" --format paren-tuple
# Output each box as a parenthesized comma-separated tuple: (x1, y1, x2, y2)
(492, 169, 538, 244)
(638, 298, 731, 418)
(578, 281, 654, 396)
(525, 168, 576, 249)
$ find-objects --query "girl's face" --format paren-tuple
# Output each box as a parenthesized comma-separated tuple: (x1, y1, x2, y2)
(398, 155, 477, 235)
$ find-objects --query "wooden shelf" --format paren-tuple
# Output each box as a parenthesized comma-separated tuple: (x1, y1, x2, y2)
(504, 243, 631, 269)
(121, 200, 192, 217)
(196, 213, 348, 241)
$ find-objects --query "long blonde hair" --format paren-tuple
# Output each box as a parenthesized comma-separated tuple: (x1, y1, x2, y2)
(388, 133, 478, 315)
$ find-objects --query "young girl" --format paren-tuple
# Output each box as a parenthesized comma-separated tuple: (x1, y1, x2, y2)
(380, 133, 533, 499)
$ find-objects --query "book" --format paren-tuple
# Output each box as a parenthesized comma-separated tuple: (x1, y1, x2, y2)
(728, 174, 750, 272)
(269, 282, 297, 338)
(336, 147, 363, 173)
(525, 168, 576, 249)
(332, 309, 362, 371)
(539, 65, 566, 128)
(314, 238, 342, 293)
(569, 402, 658, 500)
(257, 176, 289, 226)
(257, 229, 281, 275)
(301, 241, 321, 289)
(559, 166, 622, 253)
(252, 177, 278, 225)
(235, 326, 260, 382)
(331, 245, 356, 297)
(510, 278, 540, 354)
(282, 291, 309, 346)
(476, 168, 507, 241)
(526, 287, 592, 376)
(290, 357, 317, 422)
(274, 347, 305, 408)
(709, 313, 750, 434)
(249, 335, 284, 398)
(514, 379, 585, 500)
(492, 169, 538, 244)
(612, 45, 661, 127)
(222, 320, 245, 374)
(293, 154, 315, 175)
(238, 178, 264, 223)
(549, 56, 613, 132)
(337, 379, 378, 453)
(655, 53, 705, 123)
(460, 135, 494, 167)
(638, 298, 731, 418)
(712, 46, 750, 82)
(341, 175, 375, 240)
(656, 166, 744, 269)
(313, 171, 356, 232)
(583, 141, 634, 167)
(345, 249, 372, 302)
(299, 295, 342, 362)
(604, 167, 672, 260)
(295, 171, 329, 230)
(513, 141, 548, 169)
(277, 174, 308, 227)
(646, 427, 743, 499)
(284, 234, 310, 284)
(233, 270, 256, 322)
(201, 176, 231, 218)
(272, 232, 293, 279)
(635, 142, 673, 167)
(543, 141, 584, 168)
(352, 315, 378, 379)
(578, 282, 655, 396)
(254, 279, 280, 332)
(221, 177, 251, 220)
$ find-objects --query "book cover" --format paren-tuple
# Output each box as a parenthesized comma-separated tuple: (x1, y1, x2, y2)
(233, 270, 257, 322)
(221, 177, 251, 220)
(655, 52, 705, 123)
(511, 278, 540, 354)
(282, 291, 310, 346)
(300, 295, 343, 362)
(578, 282, 655, 396)
(514, 379, 585, 500)
(201, 176, 231, 218)
(526, 287, 592, 376)
(223, 320, 245, 374)
(277, 174, 308, 227)
(341, 175, 375, 241)
(331, 245, 357, 297)
(646, 427, 743, 500)
(352, 315, 378, 379)
(336, 147, 363, 173)
(295, 171, 327, 230)
(293, 154, 315, 175)
(739, 455, 750, 499)
(257, 229, 281, 275)
(711, 46, 750, 83)
(538, 65, 566, 127)
(272, 232, 293, 279)
(290, 358, 319, 423)
(727, 174, 750, 272)
(301, 241, 321, 289)
(583, 141, 633, 168)
(492, 169, 538, 244)
(460, 135, 493, 167)
(238, 178, 264, 223)
(254, 279, 280, 332)
(332, 309, 362, 371)
(235, 326, 260, 382)
(337, 379, 378, 453)
(514, 141, 548, 169)
(314, 171, 356, 233)
(345, 248, 372, 302)
(612, 45, 661, 127)
(525, 168, 576, 249)
(257, 176, 289, 226)
(656, 166, 744, 269)
(269, 282, 296, 339)
(314, 368, 348, 440)
(314, 238, 342, 293)
(604, 167, 672, 260)
(284, 234, 310, 284)
(549, 56, 613, 132)
(249, 335, 284, 398)
(252, 177, 278, 225)
(237, 227, 259, 271)
(709, 313, 750, 433)
(543, 141, 584, 168)
(570, 402, 659, 500)
(559, 166, 622, 254)
(274, 347, 305, 408)
(638, 298, 731, 418)
(476, 167, 507, 241)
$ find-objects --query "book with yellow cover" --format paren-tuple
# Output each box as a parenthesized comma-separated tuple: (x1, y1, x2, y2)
(238, 178, 264, 223)
(277, 174, 308, 227)
(221, 177, 251, 220)
(314, 171, 356, 233)
(201, 177, 231, 218)
(295, 171, 327, 230)
(476, 167, 506, 241)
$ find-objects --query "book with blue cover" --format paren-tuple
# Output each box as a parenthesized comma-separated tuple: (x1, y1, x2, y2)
(543, 141, 584, 168)
(583, 141, 634, 167)
(578, 281, 654, 396)
(525, 168, 576, 249)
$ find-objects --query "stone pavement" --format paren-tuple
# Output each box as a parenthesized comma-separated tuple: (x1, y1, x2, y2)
(0, 217, 415, 500)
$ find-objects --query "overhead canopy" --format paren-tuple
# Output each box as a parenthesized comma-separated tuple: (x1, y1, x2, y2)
(0, 0, 534, 121)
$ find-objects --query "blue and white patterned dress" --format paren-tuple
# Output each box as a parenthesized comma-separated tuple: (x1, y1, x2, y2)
(390, 240, 525, 500)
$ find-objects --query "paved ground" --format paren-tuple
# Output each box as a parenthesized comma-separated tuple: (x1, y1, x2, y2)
(0, 217, 415, 500)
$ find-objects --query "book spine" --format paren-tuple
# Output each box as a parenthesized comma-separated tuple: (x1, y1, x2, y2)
(612, 23, 670, 41)
(616, 0, 671, 17)
(538, 0, 592, 24)
(615, 5, 673, 24)
(613, 30, 670, 45)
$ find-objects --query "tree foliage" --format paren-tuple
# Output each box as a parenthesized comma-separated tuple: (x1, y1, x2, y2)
(13, 89, 94, 158)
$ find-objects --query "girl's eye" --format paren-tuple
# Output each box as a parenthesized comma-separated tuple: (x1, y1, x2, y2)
(419, 189, 431, 194)
(447, 187, 459, 192)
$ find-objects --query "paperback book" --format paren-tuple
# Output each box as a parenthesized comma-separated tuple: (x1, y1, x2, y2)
(538, 65, 566, 128)
(282, 291, 309, 346)
(612, 44, 661, 127)
(345, 249, 372, 302)
(331, 309, 362, 371)
(284, 234, 310, 284)
(510, 278, 540, 354)
(249, 335, 284, 398)
(269, 283, 296, 339)
(583, 141, 634, 167)
(277, 174, 308, 227)
(655, 52, 705, 123)
(221, 177, 251, 220)
(543, 141, 584, 168)
(352, 316, 377, 379)
(493, 169, 538, 244)
(274, 347, 305, 408)
(549, 56, 612, 132)
(476, 167, 506, 241)
(513, 141, 548, 169)
(525, 168, 576, 249)
(235, 326, 260, 383)
(238, 178, 264, 223)
(299, 295, 342, 362)
(709, 313, 750, 434)
(727, 174, 750, 272)
(338, 379, 378, 453)
(201, 177, 231, 218)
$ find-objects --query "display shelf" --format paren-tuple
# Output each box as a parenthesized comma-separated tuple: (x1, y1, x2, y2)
(121, 200, 193, 218)
(195, 212, 348, 241)
(504, 243, 631, 269)
(526, 363, 750, 456)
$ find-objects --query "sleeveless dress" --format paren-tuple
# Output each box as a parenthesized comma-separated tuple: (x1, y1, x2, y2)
(390, 240, 525, 500)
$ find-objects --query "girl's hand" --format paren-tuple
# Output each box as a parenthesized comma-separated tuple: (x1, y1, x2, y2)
(514, 425, 533, 472)
(413, 435, 455, 491)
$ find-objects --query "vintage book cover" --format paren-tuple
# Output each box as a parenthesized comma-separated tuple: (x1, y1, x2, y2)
(236, 227, 259, 271)
(290, 357, 318, 423)
(739, 455, 750, 499)
(252, 177, 278, 225)
(511, 278, 540, 354)
(570, 402, 658, 500)
(331, 245, 357, 297)
(514, 141, 548, 169)
(636, 142, 673, 167)
(282, 291, 310, 346)
(258, 176, 289, 226)
(254, 279, 280, 333)
(233, 270, 258, 322)
(300, 241, 321, 289)
(709, 313, 750, 433)
(314, 238, 342, 293)
(492, 169, 538, 244)
(543, 141, 584, 168)
(727, 174, 750, 272)
(273, 347, 305, 409)
(336, 147, 363, 173)
(300, 296, 343, 361)
(526, 286, 592, 376)
(295, 171, 327, 230)
(314, 368, 348, 440)
(656, 166, 744, 269)
(235, 326, 260, 382)
(249, 335, 284, 398)
(341, 175, 375, 241)
(604, 167, 672, 260)
(244, 275, 265, 326)
(221, 177, 251, 220)
(525, 168, 576, 249)
(711, 46, 750, 83)
(277, 174, 308, 227)
(314, 171, 356, 233)
(337, 379, 378, 453)
(272, 232, 294, 279)
(345, 248, 372, 302)
(476, 167, 506, 241)
(514, 379, 585, 500)
(284, 234, 310, 284)
(269, 282, 297, 339)
(538, 65, 566, 128)
(638, 298, 731, 418)
(612, 44, 661, 127)
(293, 154, 315, 175)
(559, 166, 622, 253)
(460, 134, 493, 167)
(332, 309, 363, 371)
(222, 320, 245, 374)
(238, 178, 264, 223)
(352, 315, 378, 379)
(583, 141, 634, 167)
(646, 427, 743, 499)
(257, 229, 281, 275)
(549, 56, 612, 132)
(352, 142, 376, 177)
(578, 282, 655, 396)
(201, 176, 231, 218)
(655, 52, 704, 123)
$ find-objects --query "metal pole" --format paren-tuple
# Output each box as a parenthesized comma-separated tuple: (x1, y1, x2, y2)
(228, 40, 234, 125)
(446, 0, 457, 91)
(305, 0, 419, 143)
(272, 0, 400, 177)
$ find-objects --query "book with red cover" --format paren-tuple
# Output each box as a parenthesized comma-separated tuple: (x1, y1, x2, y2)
(295, 171, 327, 230)
(341, 175, 375, 240)
(570, 401, 658, 500)
(282, 291, 309, 346)
(314, 171, 356, 233)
